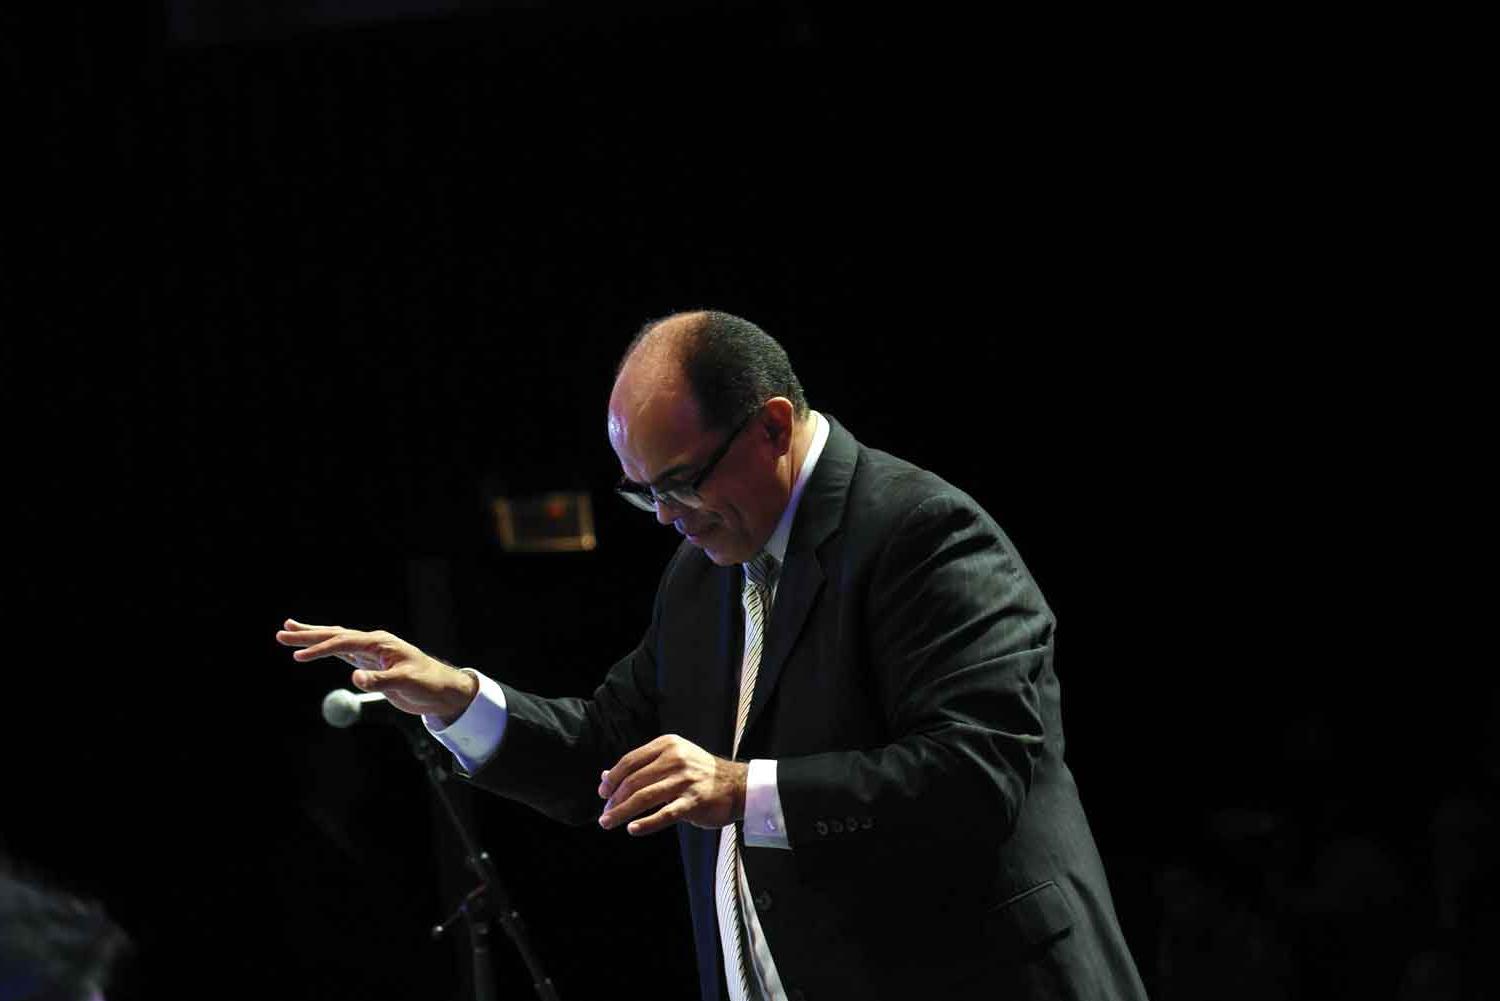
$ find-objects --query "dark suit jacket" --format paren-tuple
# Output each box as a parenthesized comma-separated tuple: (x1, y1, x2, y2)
(467, 417, 1148, 1001)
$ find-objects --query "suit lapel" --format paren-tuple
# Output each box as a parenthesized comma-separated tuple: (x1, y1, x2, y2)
(741, 415, 858, 746)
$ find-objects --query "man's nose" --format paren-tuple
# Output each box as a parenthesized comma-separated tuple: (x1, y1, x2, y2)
(654, 496, 684, 526)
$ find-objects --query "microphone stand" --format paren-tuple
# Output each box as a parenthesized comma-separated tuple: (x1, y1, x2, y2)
(397, 724, 562, 1001)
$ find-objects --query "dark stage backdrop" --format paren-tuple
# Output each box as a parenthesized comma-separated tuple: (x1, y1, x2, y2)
(6, 5, 1488, 1001)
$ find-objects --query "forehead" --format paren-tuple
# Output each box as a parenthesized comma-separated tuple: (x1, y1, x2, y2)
(608, 368, 711, 485)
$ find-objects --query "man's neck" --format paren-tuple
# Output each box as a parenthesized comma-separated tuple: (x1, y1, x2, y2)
(756, 411, 826, 564)
(785, 413, 816, 489)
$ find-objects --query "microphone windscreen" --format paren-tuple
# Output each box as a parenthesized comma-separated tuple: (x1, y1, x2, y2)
(322, 688, 362, 728)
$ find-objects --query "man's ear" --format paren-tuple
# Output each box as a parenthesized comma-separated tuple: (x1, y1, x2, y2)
(761, 397, 796, 455)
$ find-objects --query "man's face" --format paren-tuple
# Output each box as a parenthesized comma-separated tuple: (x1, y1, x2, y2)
(608, 375, 779, 567)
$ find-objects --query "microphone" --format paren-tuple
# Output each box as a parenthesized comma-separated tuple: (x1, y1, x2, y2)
(321, 688, 388, 728)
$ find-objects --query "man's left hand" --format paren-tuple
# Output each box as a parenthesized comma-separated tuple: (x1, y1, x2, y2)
(597, 734, 746, 836)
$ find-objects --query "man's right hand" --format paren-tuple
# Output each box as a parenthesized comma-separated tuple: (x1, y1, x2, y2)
(276, 619, 479, 725)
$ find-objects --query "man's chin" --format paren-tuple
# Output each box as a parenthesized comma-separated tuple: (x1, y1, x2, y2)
(692, 532, 745, 567)
(702, 547, 741, 567)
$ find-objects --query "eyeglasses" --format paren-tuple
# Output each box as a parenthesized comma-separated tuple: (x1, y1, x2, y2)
(615, 407, 761, 513)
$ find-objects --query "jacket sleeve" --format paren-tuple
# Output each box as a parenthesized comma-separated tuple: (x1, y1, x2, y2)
(459, 553, 682, 827)
(774, 491, 1054, 859)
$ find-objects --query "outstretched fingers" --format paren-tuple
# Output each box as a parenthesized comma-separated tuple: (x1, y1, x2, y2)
(275, 626, 342, 648)
(283, 618, 333, 630)
(290, 633, 377, 662)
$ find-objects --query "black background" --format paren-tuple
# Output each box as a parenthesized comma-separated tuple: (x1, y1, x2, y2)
(4, 4, 1491, 1000)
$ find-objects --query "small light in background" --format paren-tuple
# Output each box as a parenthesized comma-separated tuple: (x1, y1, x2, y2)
(491, 491, 596, 553)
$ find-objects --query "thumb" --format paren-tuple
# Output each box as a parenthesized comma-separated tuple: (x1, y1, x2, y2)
(353, 669, 387, 690)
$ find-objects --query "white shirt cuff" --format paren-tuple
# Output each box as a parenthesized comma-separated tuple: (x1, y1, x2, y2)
(423, 669, 507, 775)
(742, 758, 790, 850)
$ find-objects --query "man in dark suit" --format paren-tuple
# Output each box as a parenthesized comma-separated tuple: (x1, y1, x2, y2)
(279, 311, 1147, 1000)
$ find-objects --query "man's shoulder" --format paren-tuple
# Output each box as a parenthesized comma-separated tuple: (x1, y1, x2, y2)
(847, 437, 987, 526)
(824, 417, 953, 506)
(801, 415, 1011, 567)
(842, 435, 1048, 613)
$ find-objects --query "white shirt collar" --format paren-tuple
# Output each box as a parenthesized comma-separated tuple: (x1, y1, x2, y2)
(755, 410, 829, 569)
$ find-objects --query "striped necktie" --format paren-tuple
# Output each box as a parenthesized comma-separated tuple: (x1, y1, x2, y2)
(716, 552, 777, 1001)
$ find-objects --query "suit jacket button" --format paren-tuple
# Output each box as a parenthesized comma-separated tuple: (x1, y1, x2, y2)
(830, 819, 844, 833)
(753, 890, 773, 912)
(814, 820, 828, 836)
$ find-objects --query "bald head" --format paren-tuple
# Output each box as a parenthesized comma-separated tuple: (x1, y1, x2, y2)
(607, 310, 814, 566)
(616, 312, 700, 384)
(614, 310, 808, 434)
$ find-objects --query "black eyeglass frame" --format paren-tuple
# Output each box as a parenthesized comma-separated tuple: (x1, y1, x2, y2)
(614, 405, 763, 513)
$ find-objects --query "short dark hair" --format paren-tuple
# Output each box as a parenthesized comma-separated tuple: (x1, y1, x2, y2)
(624, 311, 809, 432)
(0, 866, 128, 1001)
